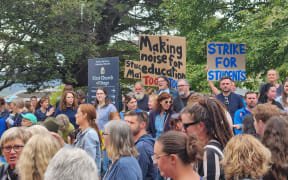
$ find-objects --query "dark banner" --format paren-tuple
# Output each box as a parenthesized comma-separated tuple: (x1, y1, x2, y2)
(88, 57, 119, 110)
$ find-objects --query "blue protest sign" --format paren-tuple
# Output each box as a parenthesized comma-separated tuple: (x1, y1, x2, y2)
(88, 57, 119, 109)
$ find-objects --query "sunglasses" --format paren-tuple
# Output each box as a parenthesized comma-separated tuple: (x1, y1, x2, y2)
(183, 121, 200, 130)
(164, 101, 173, 104)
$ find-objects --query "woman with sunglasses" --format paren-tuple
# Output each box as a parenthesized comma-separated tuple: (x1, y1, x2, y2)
(147, 92, 176, 139)
(181, 95, 233, 180)
(154, 131, 203, 180)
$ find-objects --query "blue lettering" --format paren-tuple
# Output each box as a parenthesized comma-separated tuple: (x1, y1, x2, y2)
(223, 43, 229, 55)
(230, 57, 237, 68)
(241, 71, 246, 81)
(232, 44, 239, 55)
(208, 71, 214, 80)
(223, 57, 230, 68)
(208, 43, 216, 54)
(239, 44, 245, 54)
(215, 57, 222, 68)
(216, 44, 224, 54)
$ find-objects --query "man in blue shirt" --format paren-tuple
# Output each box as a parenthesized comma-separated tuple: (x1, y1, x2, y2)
(233, 92, 258, 135)
(125, 110, 157, 180)
(215, 76, 244, 122)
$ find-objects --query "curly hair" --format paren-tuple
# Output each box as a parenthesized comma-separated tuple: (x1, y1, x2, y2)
(221, 134, 271, 180)
(262, 116, 288, 180)
(59, 91, 78, 111)
(16, 133, 61, 180)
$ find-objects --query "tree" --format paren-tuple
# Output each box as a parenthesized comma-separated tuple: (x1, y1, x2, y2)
(0, 0, 164, 91)
(161, 0, 288, 92)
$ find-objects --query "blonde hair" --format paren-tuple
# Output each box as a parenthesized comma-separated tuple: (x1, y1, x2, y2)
(221, 134, 271, 180)
(17, 133, 61, 180)
(0, 127, 31, 147)
(104, 120, 138, 161)
(26, 125, 49, 136)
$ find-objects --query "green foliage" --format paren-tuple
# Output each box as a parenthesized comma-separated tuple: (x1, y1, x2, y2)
(160, 0, 288, 92)
(49, 85, 64, 106)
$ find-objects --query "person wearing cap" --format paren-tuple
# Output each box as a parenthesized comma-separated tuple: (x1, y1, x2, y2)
(21, 113, 37, 127)
(155, 76, 178, 98)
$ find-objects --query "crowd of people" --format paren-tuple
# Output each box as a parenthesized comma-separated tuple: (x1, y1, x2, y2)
(0, 70, 287, 180)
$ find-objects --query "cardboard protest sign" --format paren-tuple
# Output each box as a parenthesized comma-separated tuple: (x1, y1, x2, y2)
(207, 42, 246, 81)
(124, 35, 186, 88)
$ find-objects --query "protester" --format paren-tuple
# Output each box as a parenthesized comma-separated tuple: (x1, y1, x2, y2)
(276, 78, 288, 112)
(55, 85, 74, 109)
(233, 92, 258, 134)
(24, 101, 33, 113)
(9, 98, 26, 127)
(221, 134, 271, 180)
(75, 89, 86, 104)
(147, 92, 175, 139)
(242, 114, 259, 138)
(30, 96, 37, 113)
(262, 116, 288, 180)
(0, 127, 30, 180)
(93, 87, 117, 130)
(0, 97, 9, 139)
(124, 111, 157, 180)
(154, 131, 203, 180)
(20, 113, 37, 127)
(148, 94, 158, 112)
(258, 83, 284, 109)
(134, 82, 149, 111)
(146, 87, 156, 96)
(44, 148, 99, 180)
(34, 97, 54, 122)
(42, 117, 60, 133)
(55, 91, 78, 128)
(173, 79, 194, 112)
(26, 125, 49, 136)
(215, 76, 244, 121)
(73, 104, 101, 175)
(120, 93, 141, 119)
(251, 103, 281, 136)
(103, 120, 142, 180)
(155, 76, 178, 98)
(181, 95, 233, 179)
(16, 133, 61, 180)
(169, 113, 183, 131)
(55, 114, 75, 143)
(259, 69, 282, 97)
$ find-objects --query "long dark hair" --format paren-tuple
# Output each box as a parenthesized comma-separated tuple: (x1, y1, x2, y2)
(262, 116, 288, 180)
(281, 79, 288, 107)
(258, 83, 275, 103)
(182, 95, 233, 147)
(93, 87, 112, 108)
(156, 92, 173, 113)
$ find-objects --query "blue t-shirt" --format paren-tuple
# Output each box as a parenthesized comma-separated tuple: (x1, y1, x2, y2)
(104, 156, 142, 180)
(233, 108, 251, 135)
(0, 110, 8, 139)
(96, 104, 117, 131)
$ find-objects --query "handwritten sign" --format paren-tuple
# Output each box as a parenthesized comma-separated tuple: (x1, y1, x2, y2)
(124, 35, 186, 88)
(207, 42, 246, 81)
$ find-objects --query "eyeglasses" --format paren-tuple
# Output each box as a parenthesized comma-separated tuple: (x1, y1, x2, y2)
(151, 154, 169, 163)
(164, 101, 173, 104)
(183, 121, 200, 130)
(1, 145, 24, 153)
(96, 93, 104, 95)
